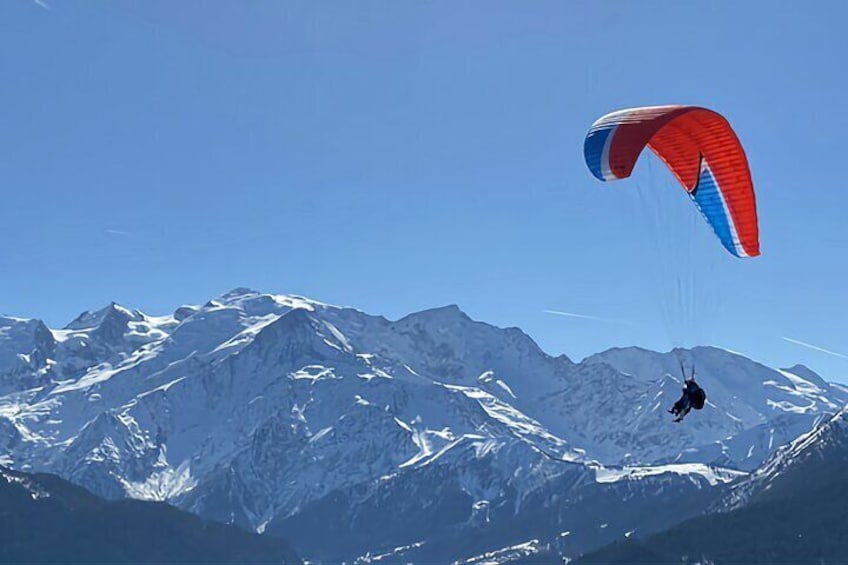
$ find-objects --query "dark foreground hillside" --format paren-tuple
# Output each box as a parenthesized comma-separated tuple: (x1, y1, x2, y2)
(0, 465, 301, 564)
(576, 462, 848, 564)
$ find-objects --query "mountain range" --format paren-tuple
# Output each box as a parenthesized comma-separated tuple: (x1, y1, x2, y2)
(1, 288, 845, 562)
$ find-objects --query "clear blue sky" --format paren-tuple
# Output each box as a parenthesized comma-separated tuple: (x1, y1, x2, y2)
(3, 1, 847, 380)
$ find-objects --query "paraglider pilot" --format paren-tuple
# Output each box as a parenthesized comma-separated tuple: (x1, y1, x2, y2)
(668, 367, 706, 423)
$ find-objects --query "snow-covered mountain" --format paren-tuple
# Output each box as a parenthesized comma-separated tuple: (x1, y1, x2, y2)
(719, 405, 848, 512)
(580, 346, 847, 469)
(0, 288, 845, 562)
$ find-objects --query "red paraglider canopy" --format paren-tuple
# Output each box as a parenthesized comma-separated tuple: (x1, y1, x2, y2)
(584, 105, 760, 258)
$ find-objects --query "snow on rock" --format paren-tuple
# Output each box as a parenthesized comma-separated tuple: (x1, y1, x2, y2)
(0, 465, 51, 500)
(721, 406, 848, 510)
(0, 287, 845, 559)
(458, 539, 542, 565)
(593, 463, 747, 487)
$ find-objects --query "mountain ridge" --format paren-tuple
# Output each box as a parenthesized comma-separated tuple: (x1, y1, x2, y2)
(0, 463, 301, 564)
(574, 407, 848, 564)
(1, 288, 845, 562)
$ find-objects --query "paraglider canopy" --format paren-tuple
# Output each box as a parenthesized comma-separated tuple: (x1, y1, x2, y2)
(583, 105, 760, 258)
